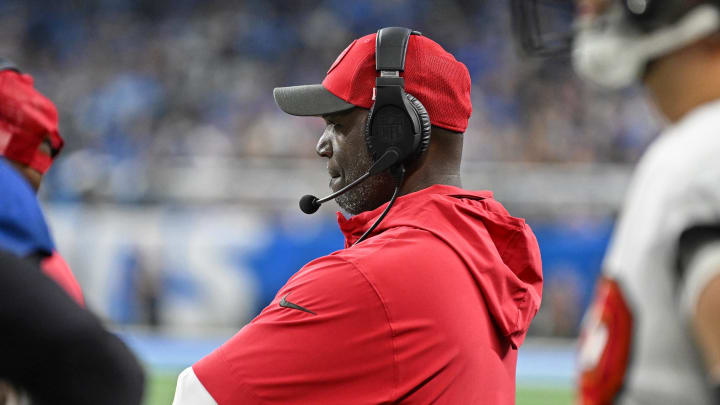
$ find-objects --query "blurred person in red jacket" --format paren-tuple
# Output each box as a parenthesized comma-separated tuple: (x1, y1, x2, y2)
(0, 153, 145, 404)
(173, 27, 543, 405)
(0, 58, 83, 306)
(513, 0, 720, 403)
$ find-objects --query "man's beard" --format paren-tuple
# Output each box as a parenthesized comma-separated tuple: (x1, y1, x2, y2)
(335, 151, 394, 216)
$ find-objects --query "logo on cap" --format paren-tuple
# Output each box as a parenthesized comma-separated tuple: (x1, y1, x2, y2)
(327, 40, 357, 75)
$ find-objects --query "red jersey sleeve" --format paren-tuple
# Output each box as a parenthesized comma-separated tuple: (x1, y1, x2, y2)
(192, 255, 395, 405)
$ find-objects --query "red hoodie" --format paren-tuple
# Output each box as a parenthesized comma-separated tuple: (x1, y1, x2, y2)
(190, 185, 543, 405)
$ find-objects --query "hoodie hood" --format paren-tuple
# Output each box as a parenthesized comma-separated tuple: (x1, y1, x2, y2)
(337, 184, 543, 349)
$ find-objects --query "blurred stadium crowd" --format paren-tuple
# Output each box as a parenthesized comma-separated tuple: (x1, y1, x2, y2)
(2, 0, 661, 202)
(0, 0, 663, 341)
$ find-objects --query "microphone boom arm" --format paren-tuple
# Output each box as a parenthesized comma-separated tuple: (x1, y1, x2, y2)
(316, 172, 370, 205)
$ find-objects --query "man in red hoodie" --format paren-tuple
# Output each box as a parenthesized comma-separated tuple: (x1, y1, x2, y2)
(0, 58, 83, 305)
(173, 28, 543, 404)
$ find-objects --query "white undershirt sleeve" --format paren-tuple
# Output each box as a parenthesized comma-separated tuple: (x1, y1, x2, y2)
(680, 241, 720, 317)
(172, 367, 218, 405)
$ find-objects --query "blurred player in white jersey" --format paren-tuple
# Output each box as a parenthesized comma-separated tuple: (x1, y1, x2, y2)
(513, 0, 720, 403)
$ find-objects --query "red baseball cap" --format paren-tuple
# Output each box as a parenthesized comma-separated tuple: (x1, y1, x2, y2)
(274, 31, 472, 133)
(0, 65, 64, 174)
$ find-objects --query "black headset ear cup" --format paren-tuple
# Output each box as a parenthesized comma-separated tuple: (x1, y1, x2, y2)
(405, 93, 431, 158)
(364, 92, 432, 165)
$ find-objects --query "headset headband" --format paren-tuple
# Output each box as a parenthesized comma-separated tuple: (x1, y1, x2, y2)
(375, 27, 413, 73)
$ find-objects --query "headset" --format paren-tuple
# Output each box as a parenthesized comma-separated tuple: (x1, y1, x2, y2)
(365, 27, 431, 174)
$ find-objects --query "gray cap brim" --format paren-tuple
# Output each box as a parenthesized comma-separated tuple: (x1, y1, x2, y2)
(273, 84, 355, 116)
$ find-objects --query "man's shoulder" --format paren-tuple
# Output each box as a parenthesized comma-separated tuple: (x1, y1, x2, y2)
(628, 112, 720, 213)
(284, 228, 444, 300)
(330, 227, 461, 293)
(289, 253, 361, 286)
(648, 102, 720, 177)
(278, 253, 383, 313)
(341, 226, 445, 266)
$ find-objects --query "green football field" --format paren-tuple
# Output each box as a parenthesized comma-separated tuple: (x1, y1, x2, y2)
(145, 371, 574, 405)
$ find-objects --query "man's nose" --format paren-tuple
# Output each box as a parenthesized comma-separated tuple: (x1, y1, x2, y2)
(316, 130, 332, 158)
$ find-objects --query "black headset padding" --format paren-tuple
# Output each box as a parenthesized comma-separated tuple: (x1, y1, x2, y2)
(405, 93, 431, 157)
(364, 92, 431, 164)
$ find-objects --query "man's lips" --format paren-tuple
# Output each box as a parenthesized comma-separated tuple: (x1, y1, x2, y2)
(328, 164, 341, 183)
(329, 172, 341, 186)
(328, 168, 342, 190)
(327, 163, 341, 177)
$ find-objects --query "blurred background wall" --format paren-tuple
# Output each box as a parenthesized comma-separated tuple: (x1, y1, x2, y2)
(1, 0, 664, 402)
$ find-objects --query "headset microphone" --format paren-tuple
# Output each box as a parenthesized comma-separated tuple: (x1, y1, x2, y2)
(299, 148, 400, 214)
